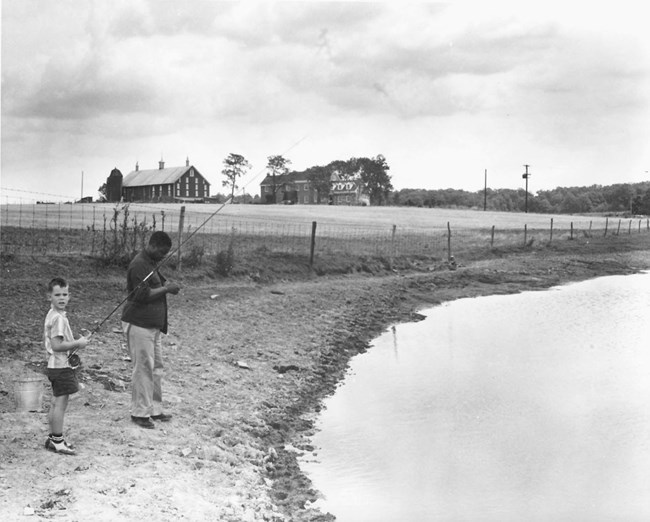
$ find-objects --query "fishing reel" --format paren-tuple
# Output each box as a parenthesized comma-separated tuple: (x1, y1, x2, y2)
(68, 352, 81, 370)
(68, 328, 91, 369)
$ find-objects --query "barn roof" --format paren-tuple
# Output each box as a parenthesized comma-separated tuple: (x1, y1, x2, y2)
(122, 166, 192, 187)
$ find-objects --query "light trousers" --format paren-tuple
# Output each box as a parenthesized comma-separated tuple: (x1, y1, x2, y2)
(122, 322, 164, 418)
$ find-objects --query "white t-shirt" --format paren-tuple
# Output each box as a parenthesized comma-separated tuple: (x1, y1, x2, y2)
(44, 307, 74, 369)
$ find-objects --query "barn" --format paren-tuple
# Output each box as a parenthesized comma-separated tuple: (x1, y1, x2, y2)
(121, 158, 210, 203)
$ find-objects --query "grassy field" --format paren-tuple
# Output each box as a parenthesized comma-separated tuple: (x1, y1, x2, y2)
(0, 201, 627, 231)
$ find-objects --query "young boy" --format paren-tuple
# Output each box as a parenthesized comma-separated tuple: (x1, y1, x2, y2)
(43, 277, 89, 455)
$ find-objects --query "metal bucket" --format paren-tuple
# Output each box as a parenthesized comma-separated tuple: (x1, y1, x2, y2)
(14, 377, 44, 412)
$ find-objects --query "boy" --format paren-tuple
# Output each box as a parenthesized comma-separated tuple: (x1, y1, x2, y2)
(43, 277, 89, 455)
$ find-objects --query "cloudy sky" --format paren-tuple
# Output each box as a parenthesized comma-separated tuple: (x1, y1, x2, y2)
(2, 1, 649, 202)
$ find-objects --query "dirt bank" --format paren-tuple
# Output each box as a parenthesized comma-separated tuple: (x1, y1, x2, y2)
(1, 236, 649, 521)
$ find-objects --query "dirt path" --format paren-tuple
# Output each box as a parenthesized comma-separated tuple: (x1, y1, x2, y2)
(1, 243, 649, 521)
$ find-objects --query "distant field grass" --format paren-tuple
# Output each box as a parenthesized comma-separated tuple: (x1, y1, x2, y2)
(0, 202, 618, 232)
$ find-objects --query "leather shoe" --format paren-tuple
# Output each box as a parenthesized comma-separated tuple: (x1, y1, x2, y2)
(151, 413, 172, 422)
(131, 416, 155, 429)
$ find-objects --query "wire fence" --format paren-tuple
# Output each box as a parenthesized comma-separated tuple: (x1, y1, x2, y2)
(1, 202, 649, 264)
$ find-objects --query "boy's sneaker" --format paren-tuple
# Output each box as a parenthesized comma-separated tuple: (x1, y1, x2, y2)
(45, 438, 76, 456)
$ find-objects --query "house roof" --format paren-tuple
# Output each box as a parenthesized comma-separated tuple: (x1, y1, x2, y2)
(122, 166, 208, 187)
(260, 171, 309, 185)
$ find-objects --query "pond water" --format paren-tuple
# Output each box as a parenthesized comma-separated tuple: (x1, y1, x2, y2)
(300, 272, 650, 522)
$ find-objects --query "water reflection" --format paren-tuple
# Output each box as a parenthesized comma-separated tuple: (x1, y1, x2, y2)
(301, 273, 650, 522)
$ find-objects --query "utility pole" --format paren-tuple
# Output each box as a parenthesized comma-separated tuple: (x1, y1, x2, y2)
(484, 169, 487, 211)
(522, 164, 531, 213)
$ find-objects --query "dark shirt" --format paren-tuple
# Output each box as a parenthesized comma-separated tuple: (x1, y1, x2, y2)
(120, 250, 169, 334)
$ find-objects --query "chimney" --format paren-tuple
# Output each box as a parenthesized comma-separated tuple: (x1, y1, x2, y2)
(159, 159, 165, 170)
(186, 156, 190, 167)
(135, 161, 139, 172)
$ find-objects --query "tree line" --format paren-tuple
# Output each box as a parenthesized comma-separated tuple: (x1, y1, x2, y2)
(393, 182, 650, 215)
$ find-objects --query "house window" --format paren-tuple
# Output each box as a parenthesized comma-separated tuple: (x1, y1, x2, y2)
(190, 171, 195, 177)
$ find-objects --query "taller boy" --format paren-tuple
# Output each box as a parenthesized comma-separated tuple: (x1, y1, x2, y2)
(121, 231, 181, 429)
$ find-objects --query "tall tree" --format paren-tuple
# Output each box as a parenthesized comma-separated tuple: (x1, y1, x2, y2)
(266, 155, 291, 202)
(306, 165, 331, 203)
(221, 153, 252, 202)
(355, 155, 393, 205)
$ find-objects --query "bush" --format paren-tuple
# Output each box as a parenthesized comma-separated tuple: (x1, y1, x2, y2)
(213, 230, 236, 277)
(182, 245, 205, 268)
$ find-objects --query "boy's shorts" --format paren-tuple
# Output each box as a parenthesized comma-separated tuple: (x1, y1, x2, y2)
(47, 368, 79, 397)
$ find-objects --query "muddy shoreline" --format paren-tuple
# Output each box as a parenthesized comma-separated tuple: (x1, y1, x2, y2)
(1, 243, 649, 521)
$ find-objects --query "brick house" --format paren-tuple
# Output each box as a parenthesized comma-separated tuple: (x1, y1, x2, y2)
(259, 171, 319, 204)
(259, 169, 370, 205)
(121, 158, 210, 202)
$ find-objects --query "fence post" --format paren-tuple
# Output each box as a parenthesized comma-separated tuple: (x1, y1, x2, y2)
(177, 206, 186, 270)
(628, 219, 632, 235)
(309, 221, 317, 268)
(57, 203, 62, 253)
(447, 222, 452, 261)
(589, 221, 592, 237)
(31, 204, 36, 255)
(490, 225, 495, 247)
(617, 219, 621, 236)
(604, 217, 608, 237)
(549, 218, 553, 243)
(524, 224, 527, 246)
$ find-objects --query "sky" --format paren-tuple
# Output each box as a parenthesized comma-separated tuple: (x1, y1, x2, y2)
(2, 1, 649, 203)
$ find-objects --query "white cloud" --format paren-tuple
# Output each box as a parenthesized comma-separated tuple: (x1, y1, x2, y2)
(2, 1, 649, 203)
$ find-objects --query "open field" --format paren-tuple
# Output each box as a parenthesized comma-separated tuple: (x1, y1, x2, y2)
(1, 201, 627, 232)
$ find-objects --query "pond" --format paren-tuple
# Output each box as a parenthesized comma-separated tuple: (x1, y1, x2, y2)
(301, 272, 650, 522)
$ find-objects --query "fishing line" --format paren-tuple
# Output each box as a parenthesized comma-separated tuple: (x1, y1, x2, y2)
(68, 135, 309, 364)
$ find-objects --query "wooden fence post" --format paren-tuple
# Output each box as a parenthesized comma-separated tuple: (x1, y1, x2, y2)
(616, 219, 621, 236)
(604, 217, 608, 237)
(549, 218, 554, 243)
(490, 225, 495, 247)
(309, 221, 317, 268)
(447, 222, 452, 261)
(524, 224, 528, 246)
(628, 219, 632, 235)
(177, 205, 186, 270)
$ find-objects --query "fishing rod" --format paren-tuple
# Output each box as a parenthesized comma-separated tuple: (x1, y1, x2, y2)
(68, 136, 308, 366)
